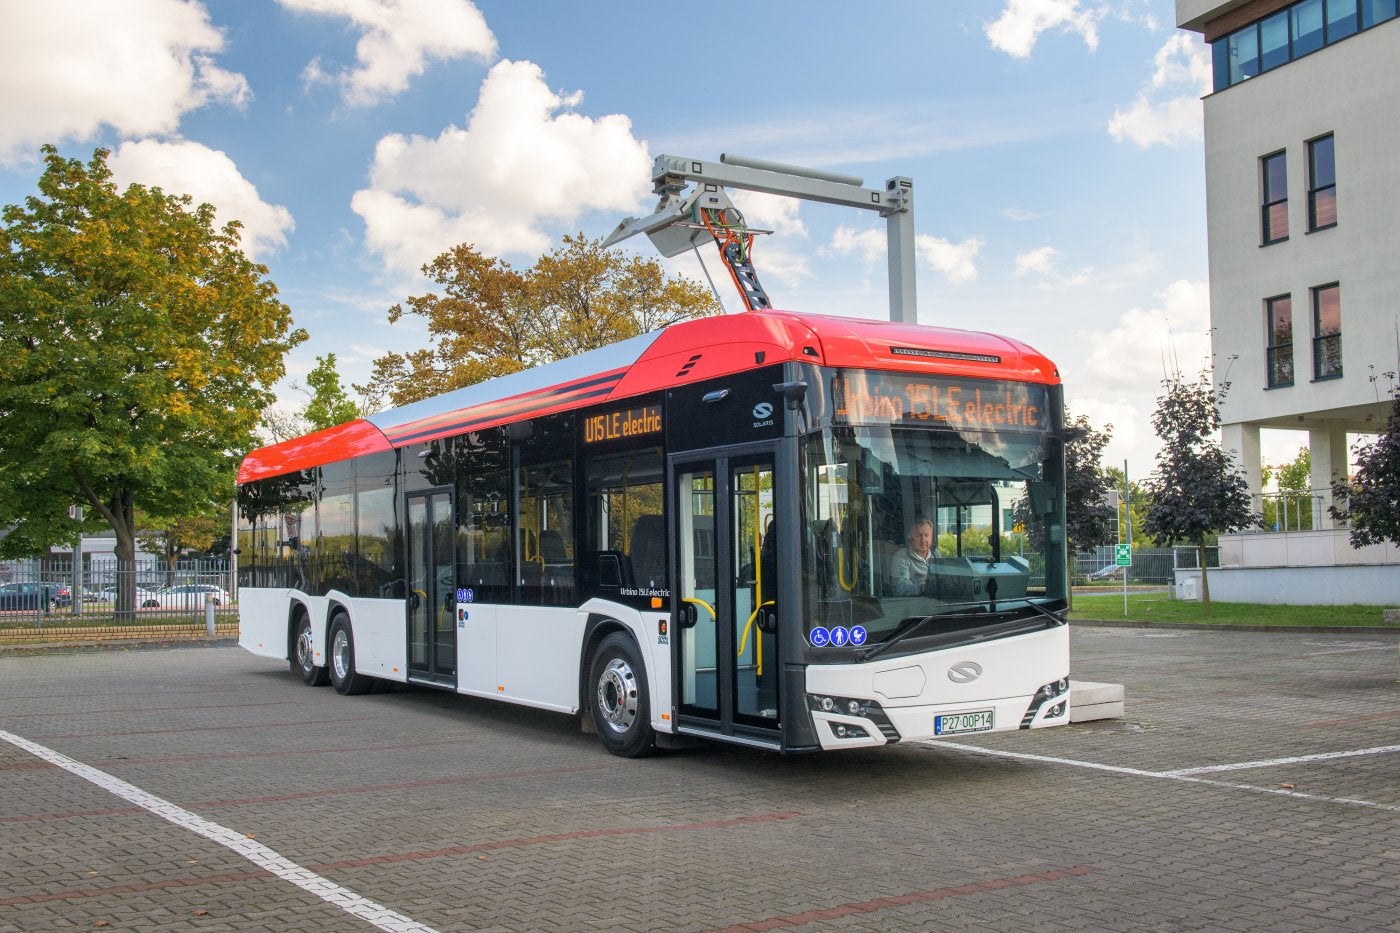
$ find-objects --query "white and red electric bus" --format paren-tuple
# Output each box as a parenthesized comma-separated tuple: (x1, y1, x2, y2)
(236, 310, 1071, 756)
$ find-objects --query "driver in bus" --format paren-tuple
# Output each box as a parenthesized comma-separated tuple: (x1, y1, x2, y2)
(889, 518, 937, 596)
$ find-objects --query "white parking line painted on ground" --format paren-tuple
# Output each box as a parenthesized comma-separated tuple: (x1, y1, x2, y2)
(919, 739, 1400, 814)
(0, 729, 439, 933)
(1161, 744, 1400, 776)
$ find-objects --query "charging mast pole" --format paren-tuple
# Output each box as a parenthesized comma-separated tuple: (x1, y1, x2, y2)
(604, 153, 917, 323)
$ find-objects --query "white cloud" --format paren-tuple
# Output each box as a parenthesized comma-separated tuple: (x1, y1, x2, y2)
(1079, 278, 1211, 393)
(1109, 33, 1211, 148)
(280, 0, 496, 105)
(729, 190, 808, 238)
(827, 225, 886, 266)
(1014, 245, 1092, 287)
(0, 0, 248, 165)
(916, 234, 983, 285)
(826, 226, 983, 286)
(985, 0, 1105, 59)
(1002, 207, 1048, 222)
(108, 139, 295, 260)
(353, 59, 652, 273)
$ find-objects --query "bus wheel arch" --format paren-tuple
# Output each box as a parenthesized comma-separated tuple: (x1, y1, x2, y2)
(289, 603, 329, 686)
(328, 611, 373, 696)
(583, 623, 656, 758)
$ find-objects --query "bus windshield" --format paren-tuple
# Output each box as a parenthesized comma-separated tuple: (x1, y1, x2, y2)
(799, 422, 1066, 661)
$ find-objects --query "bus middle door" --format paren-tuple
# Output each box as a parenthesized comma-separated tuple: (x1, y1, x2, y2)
(673, 448, 781, 746)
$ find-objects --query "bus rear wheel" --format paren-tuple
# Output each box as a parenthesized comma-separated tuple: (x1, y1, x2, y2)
(588, 633, 655, 758)
(291, 613, 329, 686)
(328, 615, 373, 696)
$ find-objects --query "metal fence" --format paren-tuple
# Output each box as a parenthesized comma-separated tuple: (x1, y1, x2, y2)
(0, 558, 237, 642)
(1073, 545, 1219, 586)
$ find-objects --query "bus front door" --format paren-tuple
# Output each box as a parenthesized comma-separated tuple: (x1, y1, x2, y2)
(406, 488, 456, 686)
(674, 450, 781, 744)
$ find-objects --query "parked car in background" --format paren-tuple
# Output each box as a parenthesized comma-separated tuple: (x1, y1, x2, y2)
(95, 585, 163, 604)
(0, 581, 69, 610)
(40, 582, 73, 608)
(140, 584, 231, 609)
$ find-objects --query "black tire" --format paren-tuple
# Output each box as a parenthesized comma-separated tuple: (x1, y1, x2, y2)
(588, 632, 656, 758)
(328, 615, 373, 696)
(291, 612, 330, 686)
(142, 600, 158, 608)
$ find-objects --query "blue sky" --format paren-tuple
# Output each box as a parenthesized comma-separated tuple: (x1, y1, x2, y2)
(0, 0, 1299, 473)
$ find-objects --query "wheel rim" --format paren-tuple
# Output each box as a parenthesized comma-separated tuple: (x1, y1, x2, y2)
(296, 623, 313, 672)
(332, 629, 350, 681)
(596, 657, 638, 734)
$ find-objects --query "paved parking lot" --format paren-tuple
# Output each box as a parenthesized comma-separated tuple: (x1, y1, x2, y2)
(2, 625, 1398, 932)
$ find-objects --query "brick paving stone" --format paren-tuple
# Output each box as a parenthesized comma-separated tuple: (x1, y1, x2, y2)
(1, 631, 1397, 931)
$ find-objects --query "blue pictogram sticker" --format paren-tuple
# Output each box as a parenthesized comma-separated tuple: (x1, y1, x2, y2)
(464, 588, 475, 603)
(809, 626, 831, 648)
(850, 625, 868, 646)
(830, 626, 850, 647)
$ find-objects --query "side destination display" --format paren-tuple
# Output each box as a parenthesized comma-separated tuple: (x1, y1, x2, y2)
(583, 404, 663, 444)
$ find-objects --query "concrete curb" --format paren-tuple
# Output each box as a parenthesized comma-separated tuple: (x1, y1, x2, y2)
(0, 637, 239, 655)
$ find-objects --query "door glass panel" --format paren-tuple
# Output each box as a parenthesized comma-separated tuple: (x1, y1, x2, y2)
(409, 491, 456, 680)
(678, 468, 718, 717)
(732, 462, 778, 724)
(431, 492, 456, 678)
(408, 497, 430, 670)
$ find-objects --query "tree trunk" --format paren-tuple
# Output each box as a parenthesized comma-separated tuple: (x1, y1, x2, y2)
(111, 493, 138, 620)
(1197, 541, 1211, 610)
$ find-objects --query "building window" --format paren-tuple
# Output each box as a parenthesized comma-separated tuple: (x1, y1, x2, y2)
(1312, 284, 1342, 379)
(1327, 0, 1360, 39)
(1261, 151, 1289, 244)
(1363, 0, 1399, 26)
(1308, 134, 1337, 230)
(1211, 0, 1396, 91)
(1266, 296, 1294, 387)
(1293, 0, 1326, 54)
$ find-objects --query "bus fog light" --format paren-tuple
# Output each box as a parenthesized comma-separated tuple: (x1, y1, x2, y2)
(820, 696, 835, 711)
(847, 699, 864, 716)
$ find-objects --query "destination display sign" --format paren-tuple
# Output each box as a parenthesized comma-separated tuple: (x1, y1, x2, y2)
(583, 404, 663, 444)
(833, 371, 1053, 433)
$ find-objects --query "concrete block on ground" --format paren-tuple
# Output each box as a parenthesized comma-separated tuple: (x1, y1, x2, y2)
(1071, 680, 1125, 722)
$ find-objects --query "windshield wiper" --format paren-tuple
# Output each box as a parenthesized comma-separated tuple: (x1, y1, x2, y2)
(854, 598, 1064, 664)
(1003, 597, 1066, 626)
(855, 600, 992, 663)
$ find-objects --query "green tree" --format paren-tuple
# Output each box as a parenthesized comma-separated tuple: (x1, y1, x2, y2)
(1064, 414, 1117, 553)
(1330, 390, 1400, 547)
(137, 510, 225, 587)
(1141, 369, 1257, 607)
(1262, 446, 1312, 531)
(0, 146, 305, 612)
(303, 353, 361, 430)
(1103, 467, 1156, 548)
(362, 232, 721, 406)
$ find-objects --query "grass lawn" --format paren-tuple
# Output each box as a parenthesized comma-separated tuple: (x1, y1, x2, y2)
(1070, 592, 1396, 628)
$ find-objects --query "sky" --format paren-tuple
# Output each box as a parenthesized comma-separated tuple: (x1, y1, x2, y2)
(0, 0, 1312, 476)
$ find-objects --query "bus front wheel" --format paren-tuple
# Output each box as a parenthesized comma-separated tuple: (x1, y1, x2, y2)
(291, 613, 329, 686)
(328, 615, 373, 696)
(588, 632, 655, 758)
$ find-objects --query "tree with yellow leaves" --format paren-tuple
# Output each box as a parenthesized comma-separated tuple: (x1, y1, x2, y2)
(0, 147, 305, 613)
(361, 233, 721, 408)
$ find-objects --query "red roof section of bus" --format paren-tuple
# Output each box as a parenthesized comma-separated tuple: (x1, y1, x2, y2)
(789, 312, 1059, 384)
(237, 418, 392, 484)
(237, 310, 1060, 483)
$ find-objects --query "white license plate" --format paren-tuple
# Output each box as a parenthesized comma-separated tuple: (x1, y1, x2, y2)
(934, 710, 994, 735)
